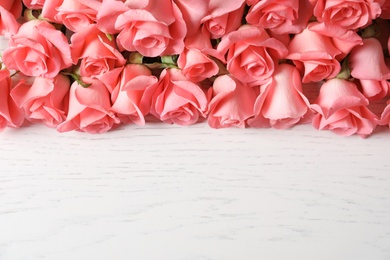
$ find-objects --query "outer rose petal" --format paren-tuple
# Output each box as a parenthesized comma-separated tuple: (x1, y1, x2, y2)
(0, 6, 20, 37)
(349, 37, 390, 80)
(208, 75, 257, 128)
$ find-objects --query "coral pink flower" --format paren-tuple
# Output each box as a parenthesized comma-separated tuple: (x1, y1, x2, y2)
(308, 22, 363, 61)
(150, 68, 208, 126)
(313, 0, 382, 30)
(174, 0, 245, 38)
(10, 74, 70, 128)
(177, 47, 219, 83)
(208, 75, 257, 128)
(110, 64, 158, 125)
(2, 20, 72, 78)
(246, 0, 314, 35)
(70, 24, 125, 78)
(349, 37, 390, 80)
(200, 0, 246, 39)
(97, 0, 186, 57)
(57, 78, 120, 134)
(217, 25, 288, 86)
(311, 78, 378, 137)
(55, 0, 102, 32)
(287, 27, 342, 83)
(0, 69, 24, 131)
(248, 63, 310, 129)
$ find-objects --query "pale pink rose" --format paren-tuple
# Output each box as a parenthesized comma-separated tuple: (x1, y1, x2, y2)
(97, 0, 186, 57)
(177, 47, 219, 82)
(55, 0, 102, 32)
(311, 78, 378, 137)
(150, 68, 208, 126)
(217, 25, 288, 87)
(70, 24, 125, 78)
(174, 0, 245, 38)
(349, 37, 390, 80)
(110, 64, 158, 125)
(308, 22, 363, 61)
(57, 78, 120, 134)
(0, 69, 24, 131)
(357, 79, 389, 101)
(2, 20, 72, 78)
(286, 27, 342, 83)
(313, 0, 382, 30)
(248, 64, 310, 129)
(10, 74, 70, 128)
(0, 0, 22, 19)
(208, 75, 257, 128)
(200, 0, 246, 39)
(23, 0, 45, 9)
(0, 6, 20, 37)
(246, 0, 314, 35)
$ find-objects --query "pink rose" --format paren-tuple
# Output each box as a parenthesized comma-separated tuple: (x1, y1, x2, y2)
(177, 47, 219, 82)
(349, 37, 390, 80)
(217, 25, 288, 87)
(248, 64, 310, 129)
(23, 0, 45, 10)
(200, 0, 246, 39)
(208, 75, 257, 128)
(70, 24, 125, 78)
(97, 0, 186, 57)
(150, 68, 208, 126)
(246, 0, 314, 35)
(0, 0, 22, 19)
(286, 27, 342, 83)
(357, 79, 389, 101)
(10, 74, 70, 128)
(0, 6, 20, 37)
(379, 100, 390, 127)
(110, 64, 158, 125)
(57, 78, 120, 133)
(311, 78, 378, 137)
(174, 0, 245, 37)
(0, 69, 24, 131)
(313, 0, 382, 30)
(2, 20, 72, 78)
(308, 22, 363, 61)
(55, 0, 102, 32)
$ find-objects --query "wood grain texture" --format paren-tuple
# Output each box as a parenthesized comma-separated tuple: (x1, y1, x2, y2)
(0, 123, 390, 260)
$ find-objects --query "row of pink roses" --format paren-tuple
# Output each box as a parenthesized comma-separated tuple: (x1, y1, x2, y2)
(0, 0, 389, 137)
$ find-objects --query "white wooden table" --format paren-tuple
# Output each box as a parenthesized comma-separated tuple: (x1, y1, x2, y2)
(1, 122, 390, 260)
